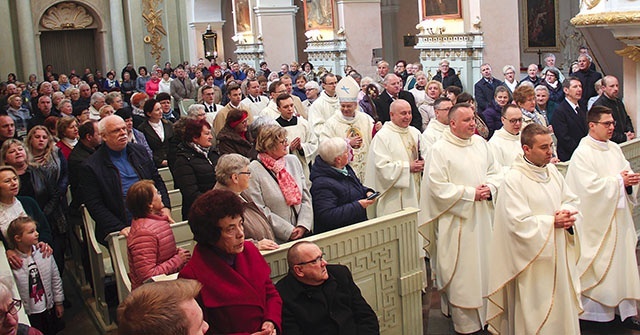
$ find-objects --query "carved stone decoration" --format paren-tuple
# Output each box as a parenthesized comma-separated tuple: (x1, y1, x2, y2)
(581, 0, 601, 10)
(41, 2, 93, 30)
(142, 0, 167, 65)
(615, 46, 640, 63)
(571, 11, 640, 26)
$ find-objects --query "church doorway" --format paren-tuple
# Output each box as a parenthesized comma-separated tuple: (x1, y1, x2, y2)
(40, 29, 97, 75)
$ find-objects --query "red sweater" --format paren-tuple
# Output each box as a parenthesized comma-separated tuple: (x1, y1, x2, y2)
(179, 242, 282, 335)
(127, 214, 185, 289)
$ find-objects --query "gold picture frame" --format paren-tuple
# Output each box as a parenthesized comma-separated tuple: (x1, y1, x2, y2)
(303, 0, 335, 30)
(522, 0, 560, 52)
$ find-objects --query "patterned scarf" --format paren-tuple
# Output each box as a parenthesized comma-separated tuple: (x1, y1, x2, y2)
(258, 153, 301, 206)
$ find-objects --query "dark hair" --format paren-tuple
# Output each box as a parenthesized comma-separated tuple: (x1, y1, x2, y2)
(301, 62, 314, 70)
(155, 92, 171, 103)
(126, 180, 156, 219)
(79, 120, 98, 140)
(587, 105, 612, 124)
(115, 108, 133, 120)
(562, 76, 581, 90)
(521, 123, 551, 148)
(433, 97, 451, 110)
(444, 85, 462, 96)
(448, 102, 472, 121)
(138, 66, 148, 75)
(501, 103, 520, 117)
(143, 99, 159, 117)
(276, 93, 292, 107)
(188, 189, 244, 246)
(268, 80, 282, 94)
(225, 109, 248, 128)
(184, 119, 211, 143)
(456, 92, 474, 105)
(226, 83, 241, 95)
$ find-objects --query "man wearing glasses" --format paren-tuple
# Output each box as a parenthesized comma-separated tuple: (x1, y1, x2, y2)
(488, 104, 524, 173)
(566, 105, 640, 331)
(275, 241, 379, 335)
(308, 73, 341, 139)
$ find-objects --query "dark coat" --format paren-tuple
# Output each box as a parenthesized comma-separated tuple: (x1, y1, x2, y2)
(80, 143, 170, 245)
(432, 68, 463, 90)
(172, 142, 220, 220)
(519, 75, 542, 87)
(276, 264, 380, 335)
(542, 81, 565, 104)
(474, 77, 503, 112)
(309, 156, 372, 234)
(216, 127, 258, 160)
(574, 69, 603, 109)
(550, 100, 588, 162)
(481, 100, 503, 137)
(67, 141, 96, 209)
(593, 94, 634, 144)
(137, 119, 175, 168)
(373, 90, 422, 131)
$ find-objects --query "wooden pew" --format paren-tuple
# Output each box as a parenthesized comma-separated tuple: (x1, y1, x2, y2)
(168, 189, 182, 221)
(107, 221, 195, 304)
(158, 167, 174, 191)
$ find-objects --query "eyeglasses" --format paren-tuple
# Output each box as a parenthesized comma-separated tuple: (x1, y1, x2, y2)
(279, 138, 289, 145)
(0, 299, 21, 323)
(594, 120, 616, 127)
(505, 118, 524, 125)
(296, 253, 325, 266)
(238, 171, 251, 175)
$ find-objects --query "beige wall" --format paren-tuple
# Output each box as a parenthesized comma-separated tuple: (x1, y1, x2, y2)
(339, 0, 383, 77)
(394, 1, 420, 64)
(479, 0, 520, 81)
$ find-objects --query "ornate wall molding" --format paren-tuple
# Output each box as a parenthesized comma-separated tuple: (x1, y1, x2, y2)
(581, 0, 601, 10)
(571, 11, 640, 26)
(40, 2, 93, 30)
(142, 0, 167, 66)
(615, 46, 640, 63)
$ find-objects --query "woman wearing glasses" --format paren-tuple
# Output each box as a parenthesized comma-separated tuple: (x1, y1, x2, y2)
(247, 125, 313, 244)
(179, 189, 281, 335)
(0, 277, 43, 335)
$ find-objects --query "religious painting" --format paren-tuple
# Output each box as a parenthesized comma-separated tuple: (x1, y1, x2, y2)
(422, 0, 462, 19)
(303, 0, 334, 30)
(233, 0, 251, 34)
(522, 0, 559, 52)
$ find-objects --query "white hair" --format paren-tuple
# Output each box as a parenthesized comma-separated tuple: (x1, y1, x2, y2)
(98, 115, 122, 134)
(318, 137, 348, 166)
(187, 104, 205, 118)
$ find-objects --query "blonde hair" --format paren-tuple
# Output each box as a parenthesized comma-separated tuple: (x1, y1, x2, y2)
(25, 126, 54, 164)
(255, 124, 287, 153)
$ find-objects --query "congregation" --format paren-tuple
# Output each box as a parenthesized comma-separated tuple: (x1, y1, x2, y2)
(0, 45, 638, 335)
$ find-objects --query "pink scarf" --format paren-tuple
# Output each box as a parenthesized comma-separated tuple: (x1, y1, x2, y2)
(258, 153, 301, 206)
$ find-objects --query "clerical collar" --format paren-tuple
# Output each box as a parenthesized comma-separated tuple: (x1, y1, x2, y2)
(276, 116, 297, 127)
(248, 94, 261, 103)
(523, 155, 546, 168)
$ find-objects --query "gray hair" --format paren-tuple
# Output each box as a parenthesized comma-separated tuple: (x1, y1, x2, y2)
(534, 85, 549, 94)
(439, 59, 450, 66)
(318, 137, 348, 166)
(544, 53, 556, 61)
(105, 91, 122, 105)
(187, 104, 205, 118)
(0, 276, 13, 302)
(382, 73, 400, 85)
(502, 65, 516, 74)
(90, 92, 105, 105)
(519, 81, 534, 88)
(215, 153, 250, 185)
(57, 98, 72, 111)
(360, 77, 374, 87)
(248, 116, 278, 141)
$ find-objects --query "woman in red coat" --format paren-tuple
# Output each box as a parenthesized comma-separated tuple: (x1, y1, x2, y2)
(126, 180, 190, 289)
(179, 189, 282, 335)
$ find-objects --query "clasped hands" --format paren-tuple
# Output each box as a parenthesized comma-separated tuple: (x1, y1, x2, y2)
(554, 209, 578, 230)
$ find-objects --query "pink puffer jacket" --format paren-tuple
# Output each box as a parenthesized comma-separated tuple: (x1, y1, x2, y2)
(127, 214, 186, 289)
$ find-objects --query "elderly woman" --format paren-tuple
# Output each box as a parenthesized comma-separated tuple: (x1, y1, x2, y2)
(417, 80, 443, 130)
(502, 65, 518, 93)
(0, 277, 45, 335)
(213, 153, 278, 251)
(173, 119, 220, 220)
(247, 125, 312, 243)
(513, 85, 548, 127)
(138, 99, 175, 168)
(217, 109, 257, 160)
(409, 71, 429, 106)
(534, 85, 557, 124)
(186, 104, 207, 121)
(126, 180, 190, 289)
(56, 99, 73, 117)
(482, 86, 511, 135)
(542, 67, 564, 103)
(309, 137, 375, 234)
(179, 189, 282, 335)
(136, 66, 150, 93)
(54, 116, 78, 159)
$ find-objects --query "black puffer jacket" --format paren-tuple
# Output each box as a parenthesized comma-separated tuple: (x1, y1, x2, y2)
(172, 142, 220, 220)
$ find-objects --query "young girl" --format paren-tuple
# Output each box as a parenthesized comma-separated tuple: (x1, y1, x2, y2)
(126, 180, 190, 289)
(8, 216, 63, 335)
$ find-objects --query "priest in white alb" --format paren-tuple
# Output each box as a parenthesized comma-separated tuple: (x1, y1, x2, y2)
(565, 105, 640, 330)
(488, 104, 523, 173)
(364, 99, 424, 218)
(486, 123, 582, 335)
(418, 102, 502, 334)
(308, 73, 341, 139)
(421, 97, 452, 149)
(275, 93, 317, 182)
(321, 76, 374, 181)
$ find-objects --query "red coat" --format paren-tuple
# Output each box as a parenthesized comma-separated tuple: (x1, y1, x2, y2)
(179, 242, 282, 335)
(127, 214, 185, 289)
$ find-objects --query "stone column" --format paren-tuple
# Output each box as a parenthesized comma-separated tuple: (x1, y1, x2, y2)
(254, 0, 298, 66)
(336, 0, 382, 77)
(109, 0, 128, 71)
(0, 0, 16, 75)
(380, 0, 399, 64)
(15, 0, 38, 80)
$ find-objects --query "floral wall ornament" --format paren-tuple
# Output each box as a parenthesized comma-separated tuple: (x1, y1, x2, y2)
(142, 0, 167, 66)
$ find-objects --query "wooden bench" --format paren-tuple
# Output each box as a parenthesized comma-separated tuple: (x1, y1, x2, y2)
(168, 189, 182, 221)
(81, 205, 116, 329)
(107, 221, 196, 303)
(158, 167, 174, 191)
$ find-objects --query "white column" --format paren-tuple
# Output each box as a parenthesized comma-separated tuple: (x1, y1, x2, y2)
(254, 0, 298, 66)
(0, 0, 16, 76)
(109, 0, 128, 71)
(336, 0, 382, 77)
(15, 0, 38, 80)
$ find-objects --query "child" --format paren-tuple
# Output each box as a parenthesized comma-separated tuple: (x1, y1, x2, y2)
(8, 216, 64, 335)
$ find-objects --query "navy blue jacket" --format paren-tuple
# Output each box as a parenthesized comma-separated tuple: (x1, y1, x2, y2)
(550, 100, 588, 162)
(481, 100, 503, 138)
(80, 143, 170, 245)
(474, 77, 503, 112)
(309, 156, 372, 234)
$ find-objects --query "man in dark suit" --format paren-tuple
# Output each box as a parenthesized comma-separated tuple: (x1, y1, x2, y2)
(276, 241, 380, 335)
(373, 74, 422, 131)
(592, 75, 635, 143)
(573, 54, 602, 110)
(473, 63, 503, 112)
(550, 77, 588, 161)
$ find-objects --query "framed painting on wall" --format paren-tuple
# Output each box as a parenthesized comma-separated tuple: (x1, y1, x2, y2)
(233, 0, 252, 34)
(522, 0, 560, 52)
(303, 0, 334, 30)
(423, 0, 462, 19)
